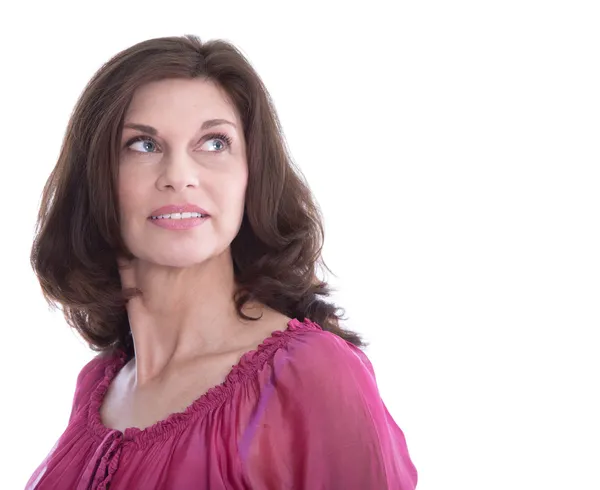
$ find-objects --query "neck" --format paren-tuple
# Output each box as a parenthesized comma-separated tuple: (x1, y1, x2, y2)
(118, 248, 265, 384)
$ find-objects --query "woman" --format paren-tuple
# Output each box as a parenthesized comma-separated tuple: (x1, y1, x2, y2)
(26, 35, 418, 489)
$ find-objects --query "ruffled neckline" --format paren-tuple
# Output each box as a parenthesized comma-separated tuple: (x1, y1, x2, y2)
(86, 317, 322, 448)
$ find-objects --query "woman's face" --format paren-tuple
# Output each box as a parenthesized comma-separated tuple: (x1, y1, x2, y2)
(117, 78, 248, 268)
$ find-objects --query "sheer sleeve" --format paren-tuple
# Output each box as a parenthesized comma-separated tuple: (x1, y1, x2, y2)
(241, 329, 418, 490)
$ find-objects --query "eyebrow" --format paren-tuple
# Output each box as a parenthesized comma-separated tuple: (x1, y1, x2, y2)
(122, 118, 237, 136)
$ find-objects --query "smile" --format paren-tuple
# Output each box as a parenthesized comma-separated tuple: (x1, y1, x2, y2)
(150, 212, 207, 220)
(148, 214, 210, 230)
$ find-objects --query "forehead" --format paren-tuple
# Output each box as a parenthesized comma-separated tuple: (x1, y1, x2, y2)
(125, 78, 239, 124)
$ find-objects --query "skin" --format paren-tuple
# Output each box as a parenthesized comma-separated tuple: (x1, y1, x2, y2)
(104, 78, 291, 431)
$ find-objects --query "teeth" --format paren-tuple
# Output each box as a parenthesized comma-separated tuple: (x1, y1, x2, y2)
(151, 212, 206, 220)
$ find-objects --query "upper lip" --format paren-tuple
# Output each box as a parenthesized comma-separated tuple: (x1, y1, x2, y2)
(149, 203, 210, 217)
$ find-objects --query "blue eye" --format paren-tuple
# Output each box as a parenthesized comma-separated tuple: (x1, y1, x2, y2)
(207, 139, 225, 151)
(126, 136, 158, 153)
(201, 132, 233, 152)
(123, 132, 233, 155)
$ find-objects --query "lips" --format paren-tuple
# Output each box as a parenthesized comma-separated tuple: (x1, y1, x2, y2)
(149, 204, 210, 218)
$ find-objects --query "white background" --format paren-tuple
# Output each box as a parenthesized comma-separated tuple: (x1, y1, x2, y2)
(1, 1, 599, 489)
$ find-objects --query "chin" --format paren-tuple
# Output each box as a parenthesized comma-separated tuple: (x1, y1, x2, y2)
(126, 239, 232, 269)
(125, 246, 211, 269)
(151, 252, 212, 269)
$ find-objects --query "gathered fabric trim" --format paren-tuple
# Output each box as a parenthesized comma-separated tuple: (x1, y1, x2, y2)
(86, 317, 322, 449)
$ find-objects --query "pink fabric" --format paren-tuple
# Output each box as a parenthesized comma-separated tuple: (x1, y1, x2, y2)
(26, 318, 418, 489)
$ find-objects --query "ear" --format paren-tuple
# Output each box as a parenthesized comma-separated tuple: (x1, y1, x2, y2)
(116, 254, 137, 291)
(116, 254, 133, 269)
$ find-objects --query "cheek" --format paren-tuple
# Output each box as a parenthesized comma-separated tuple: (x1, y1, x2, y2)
(224, 177, 247, 212)
(117, 169, 145, 219)
(232, 165, 249, 200)
(211, 166, 247, 202)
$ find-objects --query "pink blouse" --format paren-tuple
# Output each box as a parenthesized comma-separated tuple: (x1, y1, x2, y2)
(26, 318, 418, 489)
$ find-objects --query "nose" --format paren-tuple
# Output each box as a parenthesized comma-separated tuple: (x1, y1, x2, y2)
(156, 149, 200, 192)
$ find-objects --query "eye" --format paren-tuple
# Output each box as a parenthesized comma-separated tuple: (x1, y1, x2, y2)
(201, 132, 233, 153)
(125, 136, 159, 153)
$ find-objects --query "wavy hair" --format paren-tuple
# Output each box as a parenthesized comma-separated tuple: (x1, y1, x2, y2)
(30, 35, 366, 358)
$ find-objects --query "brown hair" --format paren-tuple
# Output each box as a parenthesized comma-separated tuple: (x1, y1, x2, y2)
(30, 35, 366, 358)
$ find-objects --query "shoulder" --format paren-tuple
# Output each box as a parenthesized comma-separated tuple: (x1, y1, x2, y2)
(76, 350, 117, 387)
(69, 350, 120, 420)
(286, 319, 373, 372)
(277, 319, 377, 395)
